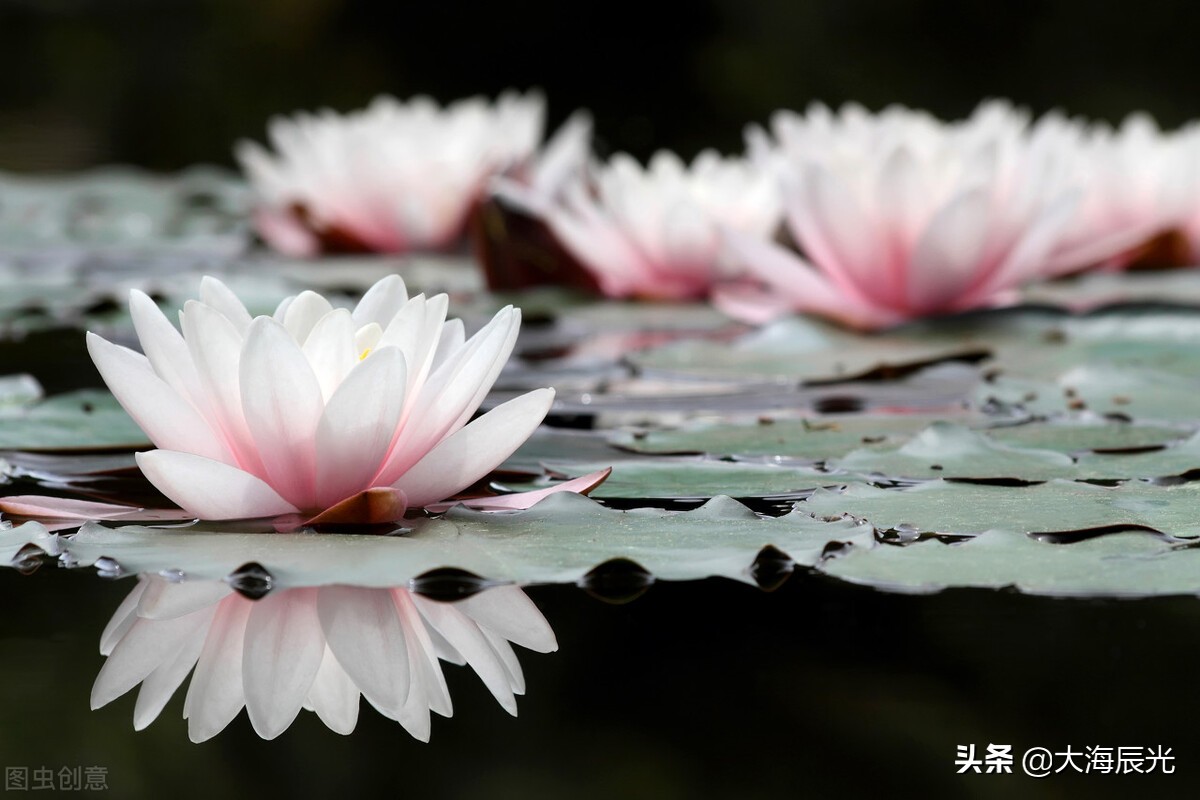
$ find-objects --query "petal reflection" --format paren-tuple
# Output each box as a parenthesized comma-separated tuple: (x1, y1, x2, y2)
(93, 576, 556, 742)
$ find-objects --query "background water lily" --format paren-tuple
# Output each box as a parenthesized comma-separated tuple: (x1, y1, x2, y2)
(85, 275, 561, 521)
(93, 577, 556, 742)
(492, 149, 781, 300)
(718, 101, 1132, 329)
(237, 91, 587, 257)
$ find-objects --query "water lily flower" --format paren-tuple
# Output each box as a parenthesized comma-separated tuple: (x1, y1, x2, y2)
(1040, 112, 1199, 271)
(93, 577, 557, 741)
(80, 275, 588, 522)
(491, 149, 782, 300)
(237, 91, 589, 257)
(717, 101, 1132, 329)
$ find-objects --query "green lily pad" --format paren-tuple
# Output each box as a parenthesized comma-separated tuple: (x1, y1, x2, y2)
(820, 529, 1200, 598)
(609, 413, 991, 462)
(976, 367, 1200, 422)
(802, 479, 1200, 537)
(60, 493, 873, 586)
(627, 317, 988, 383)
(986, 418, 1190, 453)
(501, 458, 859, 500)
(826, 423, 1078, 480)
(0, 389, 149, 451)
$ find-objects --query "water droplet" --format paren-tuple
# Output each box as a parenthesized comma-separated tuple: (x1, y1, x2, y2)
(750, 544, 794, 592)
(409, 568, 497, 602)
(580, 558, 653, 604)
(10, 543, 44, 575)
(813, 395, 865, 414)
(226, 562, 274, 600)
(158, 568, 186, 583)
(94, 556, 125, 580)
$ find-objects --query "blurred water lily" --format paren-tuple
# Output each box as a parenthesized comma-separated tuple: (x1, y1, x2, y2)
(1043, 112, 1199, 271)
(238, 91, 589, 256)
(81, 275, 587, 522)
(93, 577, 556, 742)
(719, 101, 1139, 328)
(492, 150, 781, 300)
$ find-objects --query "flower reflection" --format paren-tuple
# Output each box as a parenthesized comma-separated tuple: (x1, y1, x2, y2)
(719, 101, 1133, 329)
(492, 150, 781, 300)
(93, 576, 557, 742)
(237, 91, 582, 256)
(85, 276, 558, 521)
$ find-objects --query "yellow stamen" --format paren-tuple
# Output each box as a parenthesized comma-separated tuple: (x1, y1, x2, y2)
(359, 347, 372, 361)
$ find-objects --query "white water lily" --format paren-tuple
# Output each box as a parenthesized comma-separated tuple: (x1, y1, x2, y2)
(720, 101, 1130, 328)
(237, 91, 586, 256)
(1039, 112, 1199, 271)
(493, 149, 781, 300)
(93, 577, 557, 742)
(83, 275, 559, 521)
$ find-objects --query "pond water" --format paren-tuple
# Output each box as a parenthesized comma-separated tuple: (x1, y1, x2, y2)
(2, 173, 1200, 797)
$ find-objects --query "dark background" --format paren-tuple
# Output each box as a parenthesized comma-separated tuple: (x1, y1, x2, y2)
(4, 2, 1200, 797)
(1, 0, 1198, 171)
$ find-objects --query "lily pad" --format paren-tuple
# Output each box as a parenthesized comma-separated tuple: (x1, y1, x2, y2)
(60, 492, 873, 587)
(501, 458, 859, 500)
(826, 423, 1078, 481)
(820, 529, 1200, 598)
(802, 479, 1200, 537)
(976, 367, 1200, 422)
(627, 317, 989, 383)
(0, 389, 149, 451)
(985, 417, 1190, 453)
(609, 413, 992, 462)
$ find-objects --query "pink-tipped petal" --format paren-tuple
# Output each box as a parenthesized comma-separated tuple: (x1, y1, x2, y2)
(185, 595, 252, 743)
(393, 388, 554, 509)
(313, 348, 407, 509)
(87, 333, 234, 464)
(239, 317, 324, 509)
(136, 450, 299, 520)
(317, 586, 411, 718)
(428, 467, 612, 513)
(243, 587, 325, 740)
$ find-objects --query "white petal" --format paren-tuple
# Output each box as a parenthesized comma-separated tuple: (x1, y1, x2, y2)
(133, 604, 215, 730)
(301, 308, 358, 402)
(314, 348, 407, 509)
(352, 275, 409, 329)
(87, 333, 233, 464)
(413, 596, 517, 715)
(185, 595, 252, 743)
(91, 606, 213, 709)
(306, 646, 360, 735)
(907, 186, 992, 311)
(138, 577, 232, 620)
(128, 290, 210, 418)
(136, 450, 299, 520)
(239, 318, 324, 509)
(100, 579, 148, 656)
(283, 291, 335, 345)
(199, 276, 254, 335)
(243, 588, 325, 740)
(317, 585, 410, 717)
(457, 586, 558, 653)
(393, 388, 554, 508)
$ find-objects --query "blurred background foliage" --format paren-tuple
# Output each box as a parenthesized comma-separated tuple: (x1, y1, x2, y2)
(1, 0, 1198, 171)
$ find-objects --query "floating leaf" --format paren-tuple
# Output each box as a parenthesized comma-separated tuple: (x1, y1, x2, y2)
(826, 423, 1078, 480)
(803, 479, 1200, 537)
(820, 529, 1200, 598)
(501, 458, 858, 500)
(59, 493, 872, 587)
(0, 389, 149, 451)
(609, 413, 994, 461)
(627, 317, 989, 383)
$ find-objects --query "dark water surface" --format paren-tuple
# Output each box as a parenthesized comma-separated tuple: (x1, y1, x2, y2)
(4, 566, 1198, 799)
